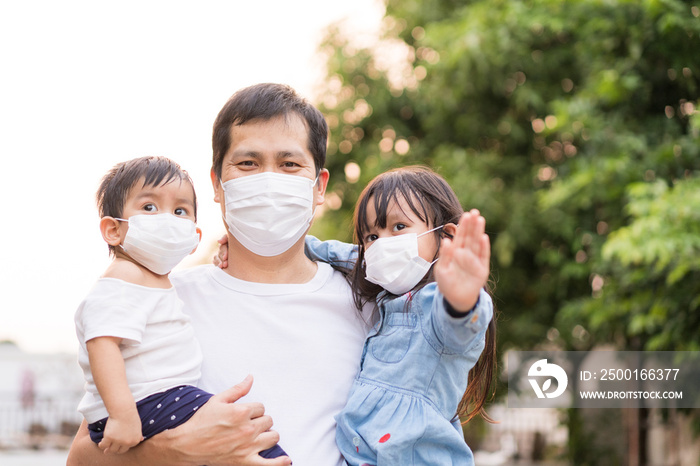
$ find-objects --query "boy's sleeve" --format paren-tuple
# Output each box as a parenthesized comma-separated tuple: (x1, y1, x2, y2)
(76, 281, 149, 345)
(79, 300, 148, 346)
(304, 235, 358, 267)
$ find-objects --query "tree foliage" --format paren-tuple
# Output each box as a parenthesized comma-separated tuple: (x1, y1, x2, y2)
(311, 0, 700, 357)
(310, 3, 700, 462)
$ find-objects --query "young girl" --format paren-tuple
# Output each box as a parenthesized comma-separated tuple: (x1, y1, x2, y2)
(306, 166, 496, 465)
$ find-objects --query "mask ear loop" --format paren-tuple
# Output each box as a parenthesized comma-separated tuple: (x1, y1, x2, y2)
(307, 174, 321, 220)
(417, 224, 445, 265)
(417, 224, 445, 238)
(110, 218, 130, 254)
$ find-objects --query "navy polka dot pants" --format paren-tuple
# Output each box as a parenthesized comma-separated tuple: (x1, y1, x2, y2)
(87, 385, 287, 459)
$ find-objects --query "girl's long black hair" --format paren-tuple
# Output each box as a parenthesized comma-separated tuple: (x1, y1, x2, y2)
(349, 165, 497, 424)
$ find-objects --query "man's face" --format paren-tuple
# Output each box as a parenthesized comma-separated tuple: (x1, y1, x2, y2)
(211, 113, 329, 218)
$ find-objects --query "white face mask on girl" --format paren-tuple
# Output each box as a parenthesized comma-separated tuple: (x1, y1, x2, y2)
(116, 214, 200, 275)
(221, 172, 318, 257)
(363, 225, 443, 296)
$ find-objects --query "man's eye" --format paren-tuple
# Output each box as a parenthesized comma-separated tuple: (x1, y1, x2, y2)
(143, 204, 157, 212)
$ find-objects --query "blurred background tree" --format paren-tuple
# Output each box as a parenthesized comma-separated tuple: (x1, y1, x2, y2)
(310, 0, 700, 463)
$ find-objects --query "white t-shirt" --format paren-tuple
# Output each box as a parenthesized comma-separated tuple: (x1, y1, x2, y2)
(171, 263, 370, 466)
(75, 278, 203, 423)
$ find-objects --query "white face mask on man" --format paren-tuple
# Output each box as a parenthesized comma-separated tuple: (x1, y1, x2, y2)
(221, 172, 318, 257)
(116, 214, 200, 275)
(363, 226, 443, 296)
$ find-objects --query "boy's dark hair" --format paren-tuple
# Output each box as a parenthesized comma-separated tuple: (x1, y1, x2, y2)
(211, 83, 328, 179)
(350, 165, 497, 425)
(96, 156, 197, 254)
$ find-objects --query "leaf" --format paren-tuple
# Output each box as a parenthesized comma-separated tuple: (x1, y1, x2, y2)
(542, 378, 552, 392)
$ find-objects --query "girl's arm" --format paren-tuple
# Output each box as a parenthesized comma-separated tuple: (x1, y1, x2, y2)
(428, 287, 493, 354)
(304, 235, 358, 267)
(430, 209, 493, 352)
(214, 234, 358, 269)
(86, 336, 143, 454)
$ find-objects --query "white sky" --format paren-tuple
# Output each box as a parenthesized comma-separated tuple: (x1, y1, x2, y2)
(0, 0, 384, 354)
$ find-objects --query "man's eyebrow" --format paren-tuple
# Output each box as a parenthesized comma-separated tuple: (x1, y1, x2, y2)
(230, 150, 261, 158)
(229, 149, 307, 160)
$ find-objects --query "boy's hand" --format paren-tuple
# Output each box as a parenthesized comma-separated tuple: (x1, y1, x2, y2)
(98, 412, 144, 454)
(213, 234, 229, 269)
(434, 209, 491, 313)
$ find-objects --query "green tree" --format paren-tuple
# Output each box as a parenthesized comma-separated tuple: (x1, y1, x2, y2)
(311, 0, 700, 462)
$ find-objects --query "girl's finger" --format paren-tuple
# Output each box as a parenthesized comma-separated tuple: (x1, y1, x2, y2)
(479, 233, 491, 265)
(463, 211, 485, 254)
(439, 237, 454, 269)
(452, 212, 471, 250)
(472, 215, 486, 253)
(469, 210, 484, 242)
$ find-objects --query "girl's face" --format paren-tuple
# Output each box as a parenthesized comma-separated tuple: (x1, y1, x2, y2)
(362, 194, 439, 263)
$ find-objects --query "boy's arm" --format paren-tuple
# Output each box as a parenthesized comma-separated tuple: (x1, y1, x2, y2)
(86, 336, 143, 454)
(67, 376, 292, 466)
(304, 235, 358, 267)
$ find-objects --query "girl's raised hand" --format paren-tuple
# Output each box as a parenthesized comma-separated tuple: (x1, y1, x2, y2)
(434, 209, 491, 313)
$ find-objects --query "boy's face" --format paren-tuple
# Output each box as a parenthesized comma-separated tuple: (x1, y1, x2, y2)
(121, 177, 197, 225)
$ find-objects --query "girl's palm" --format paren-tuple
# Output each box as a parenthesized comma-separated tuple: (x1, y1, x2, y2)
(434, 210, 491, 313)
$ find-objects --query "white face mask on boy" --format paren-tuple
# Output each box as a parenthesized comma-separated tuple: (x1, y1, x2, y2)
(117, 214, 200, 275)
(363, 225, 443, 296)
(221, 172, 317, 257)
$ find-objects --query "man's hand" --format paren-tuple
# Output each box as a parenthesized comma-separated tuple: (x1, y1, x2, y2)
(166, 375, 292, 466)
(98, 413, 144, 455)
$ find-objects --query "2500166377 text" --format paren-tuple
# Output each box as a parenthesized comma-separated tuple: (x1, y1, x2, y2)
(590, 368, 680, 381)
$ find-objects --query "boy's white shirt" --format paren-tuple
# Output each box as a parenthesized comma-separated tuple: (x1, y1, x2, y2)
(75, 277, 202, 423)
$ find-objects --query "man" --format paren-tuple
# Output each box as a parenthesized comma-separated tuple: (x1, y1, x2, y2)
(67, 83, 369, 465)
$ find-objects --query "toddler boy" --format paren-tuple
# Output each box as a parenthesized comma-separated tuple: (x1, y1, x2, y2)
(74, 155, 286, 458)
